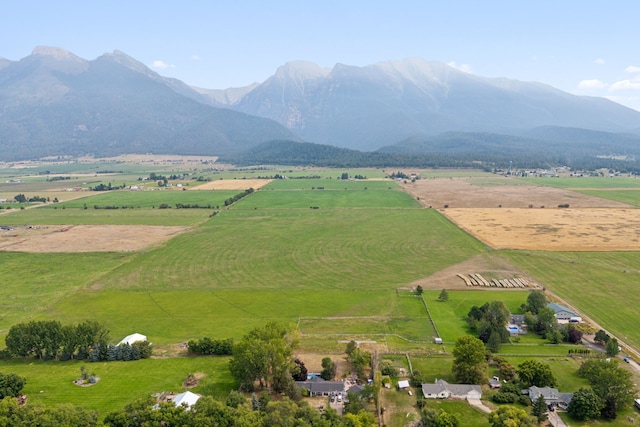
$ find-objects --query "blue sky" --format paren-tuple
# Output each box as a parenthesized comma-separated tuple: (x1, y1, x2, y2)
(3, 1, 640, 110)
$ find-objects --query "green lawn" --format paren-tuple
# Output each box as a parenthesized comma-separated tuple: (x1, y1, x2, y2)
(0, 356, 235, 417)
(423, 400, 490, 426)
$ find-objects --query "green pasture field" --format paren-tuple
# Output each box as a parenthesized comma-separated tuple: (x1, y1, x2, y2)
(89, 208, 485, 293)
(411, 169, 491, 179)
(50, 189, 238, 209)
(298, 295, 433, 342)
(236, 187, 420, 209)
(0, 252, 134, 335)
(47, 290, 431, 347)
(422, 290, 530, 342)
(519, 176, 640, 189)
(577, 189, 640, 206)
(214, 168, 389, 180)
(0, 205, 209, 226)
(499, 250, 640, 351)
(0, 356, 235, 416)
(262, 178, 400, 191)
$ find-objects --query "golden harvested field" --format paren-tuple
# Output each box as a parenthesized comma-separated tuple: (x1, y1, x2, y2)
(192, 178, 272, 190)
(0, 224, 190, 252)
(444, 208, 640, 251)
(399, 176, 640, 251)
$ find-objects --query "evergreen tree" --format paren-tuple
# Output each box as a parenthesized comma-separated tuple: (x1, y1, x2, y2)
(531, 395, 548, 423)
(438, 289, 449, 301)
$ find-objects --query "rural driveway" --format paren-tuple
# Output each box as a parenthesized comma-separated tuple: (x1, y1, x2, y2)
(467, 398, 491, 413)
(548, 410, 568, 427)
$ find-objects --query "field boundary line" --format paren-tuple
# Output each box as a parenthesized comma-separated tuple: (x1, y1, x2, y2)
(419, 295, 440, 339)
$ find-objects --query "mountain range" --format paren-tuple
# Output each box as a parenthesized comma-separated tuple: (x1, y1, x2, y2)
(1, 47, 640, 166)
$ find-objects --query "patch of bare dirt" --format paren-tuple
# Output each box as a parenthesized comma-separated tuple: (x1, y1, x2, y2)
(408, 253, 532, 290)
(0, 224, 190, 252)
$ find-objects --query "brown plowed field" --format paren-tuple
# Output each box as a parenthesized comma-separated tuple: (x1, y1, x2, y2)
(401, 177, 629, 208)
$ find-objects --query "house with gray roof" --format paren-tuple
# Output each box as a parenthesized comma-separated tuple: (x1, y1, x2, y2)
(421, 379, 482, 400)
(296, 377, 344, 397)
(526, 386, 573, 408)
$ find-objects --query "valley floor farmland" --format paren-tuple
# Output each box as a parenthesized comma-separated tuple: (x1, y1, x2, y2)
(4, 164, 640, 425)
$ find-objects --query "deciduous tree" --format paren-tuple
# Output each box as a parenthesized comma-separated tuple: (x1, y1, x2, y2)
(567, 388, 602, 421)
(517, 360, 556, 388)
(229, 322, 297, 392)
(452, 336, 488, 384)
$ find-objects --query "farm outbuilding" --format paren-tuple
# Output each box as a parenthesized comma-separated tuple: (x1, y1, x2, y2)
(397, 380, 410, 389)
(547, 303, 577, 321)
(117, 333, 147, 346)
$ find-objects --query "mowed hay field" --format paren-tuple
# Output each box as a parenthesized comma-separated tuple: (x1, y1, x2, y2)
(0, 176, 487, 347)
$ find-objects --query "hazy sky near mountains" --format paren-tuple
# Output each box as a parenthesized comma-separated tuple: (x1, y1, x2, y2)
(3, 1, 640, 110)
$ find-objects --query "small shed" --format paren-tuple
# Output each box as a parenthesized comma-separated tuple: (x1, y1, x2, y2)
(118, 333, 147, 346)
(397, 380, 410, 390)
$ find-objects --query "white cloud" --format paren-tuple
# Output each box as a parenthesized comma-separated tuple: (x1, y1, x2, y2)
(447, 61, 472, 73)
(152, 60, 174, 69)
(594, 58, 605, 65)
(610, 79, 640, 91)
(625, 65, 640, 74)
(578, 79, 607, 89)
(191, 55, 201, 61)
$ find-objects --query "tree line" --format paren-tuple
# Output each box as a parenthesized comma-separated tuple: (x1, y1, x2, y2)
(224, 188, 254, 206)
(2, 320, 151, 362)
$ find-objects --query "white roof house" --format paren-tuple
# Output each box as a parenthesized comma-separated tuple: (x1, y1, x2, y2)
(173, 391, 201, 408)
(117, 333, 147, 346)
(421, 379, 482, 400)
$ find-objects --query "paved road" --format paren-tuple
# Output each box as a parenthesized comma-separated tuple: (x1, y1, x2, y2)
(545, 288, 640, 373)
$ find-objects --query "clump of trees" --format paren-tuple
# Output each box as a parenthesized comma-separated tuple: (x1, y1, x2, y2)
(4, 320, 109, 361)
(575, 358, 635, 420)
(3, 320, 151, 362)
(467, 300, 510, 351)
(0, 372, 26, 399)
(320, 357, 337, 380)
(187, 337, 233, 355)
(345, 341, 372, 382)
